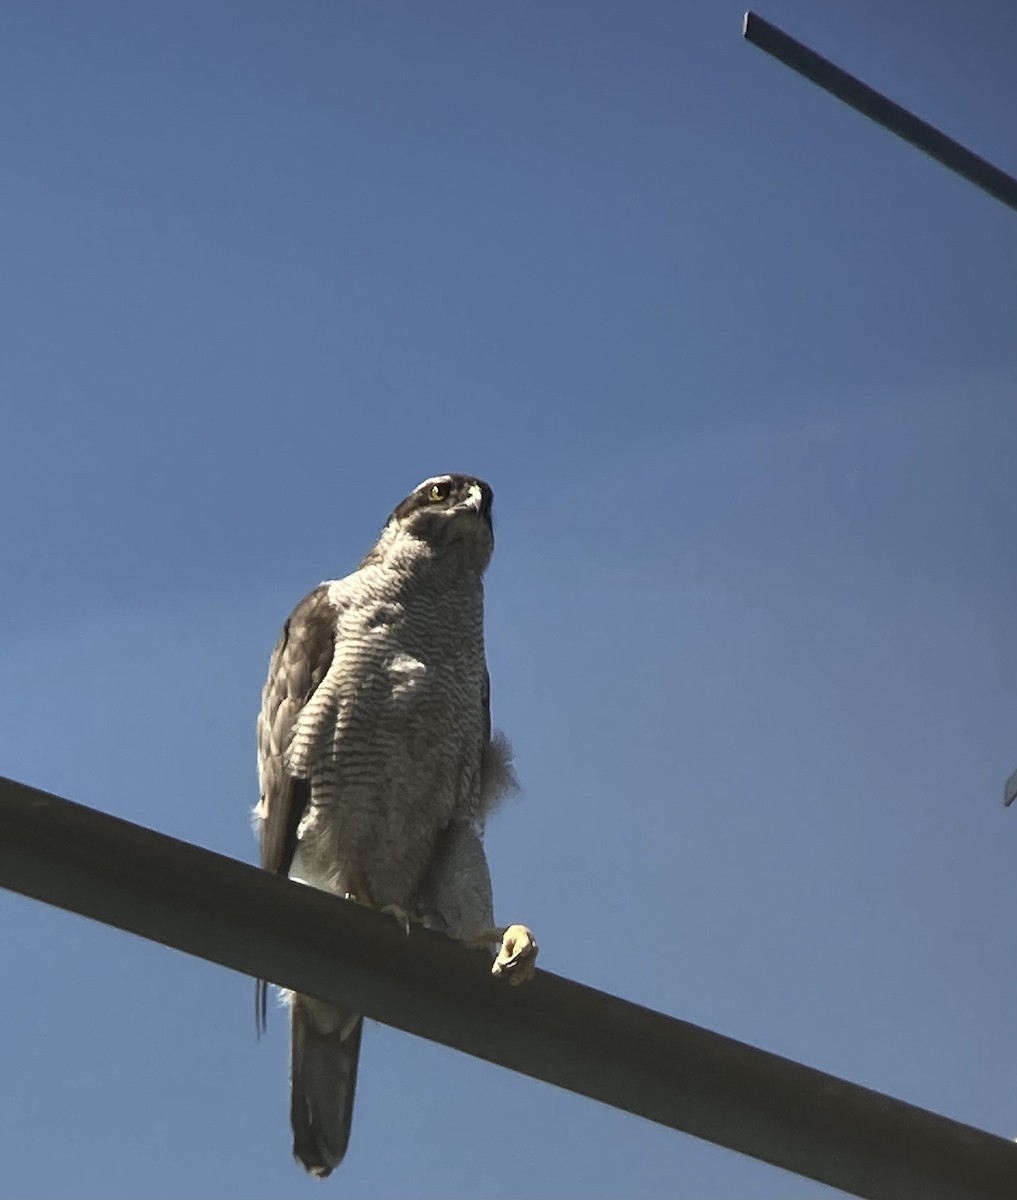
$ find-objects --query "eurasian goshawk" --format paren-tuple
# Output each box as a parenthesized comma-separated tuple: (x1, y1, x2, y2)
(254, 473, 537, 1177)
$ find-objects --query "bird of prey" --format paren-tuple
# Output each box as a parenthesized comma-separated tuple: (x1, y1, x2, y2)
(254, 473, 538, 1178)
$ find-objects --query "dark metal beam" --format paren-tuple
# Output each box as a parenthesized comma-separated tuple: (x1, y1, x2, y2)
(1, 774, 1015, 1200)
(742, 11, 1017, 215)
(1005, 765, 1017, 807)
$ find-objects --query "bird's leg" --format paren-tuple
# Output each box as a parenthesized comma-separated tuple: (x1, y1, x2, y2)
(379, 903, 413, 936)
(340, 873, 411, 935)
(341, 867, 373, 908)
(462, 924, 539, 986)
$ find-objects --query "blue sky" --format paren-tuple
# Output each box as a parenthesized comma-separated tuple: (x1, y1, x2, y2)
(1, 1, 1015, 1196)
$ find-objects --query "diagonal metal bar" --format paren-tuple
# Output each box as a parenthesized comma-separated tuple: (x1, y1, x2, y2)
(742, 11, 1017, 214)
(1, 774, 1016, 1200)
(1005, 765, 1017, 807)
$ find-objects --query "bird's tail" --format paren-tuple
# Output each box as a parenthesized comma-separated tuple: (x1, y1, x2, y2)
(290, 994, 363, 1177)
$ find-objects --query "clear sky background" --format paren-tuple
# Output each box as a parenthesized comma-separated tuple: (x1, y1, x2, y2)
(1, 2, 1015, 1197)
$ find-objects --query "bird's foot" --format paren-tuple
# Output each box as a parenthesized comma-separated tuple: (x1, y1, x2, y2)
(493, 924, 538, 985)
(463, 924, 539, 985)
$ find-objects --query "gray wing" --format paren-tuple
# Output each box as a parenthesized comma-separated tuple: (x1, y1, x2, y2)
(257, 583, 336, 877)
(255, 582, 336, 1028)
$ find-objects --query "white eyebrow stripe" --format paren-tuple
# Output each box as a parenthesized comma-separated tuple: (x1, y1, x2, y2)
(416, 474, 453, 492)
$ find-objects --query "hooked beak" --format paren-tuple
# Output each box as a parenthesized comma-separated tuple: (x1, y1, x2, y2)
(459, 482, 492, 520)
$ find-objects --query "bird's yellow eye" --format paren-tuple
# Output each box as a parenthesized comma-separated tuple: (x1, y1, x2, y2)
(428, 482, 450, 503)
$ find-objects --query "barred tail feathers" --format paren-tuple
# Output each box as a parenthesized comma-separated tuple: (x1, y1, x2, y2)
(290, 994, 363, 1178)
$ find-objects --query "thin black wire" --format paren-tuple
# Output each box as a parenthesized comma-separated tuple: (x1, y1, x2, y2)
(743, 12, 1017, 214)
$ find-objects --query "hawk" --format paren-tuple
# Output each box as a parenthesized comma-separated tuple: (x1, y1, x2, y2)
(254, 473, 538, 1177)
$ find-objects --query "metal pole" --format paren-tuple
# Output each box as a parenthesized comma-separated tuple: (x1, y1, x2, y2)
(1, 775, 1016, 1199)
(742, 12, 1017, 214)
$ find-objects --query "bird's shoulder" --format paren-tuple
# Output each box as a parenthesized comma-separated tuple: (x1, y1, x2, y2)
(263, 582, 340, 701)
(259, 567, 380, 742)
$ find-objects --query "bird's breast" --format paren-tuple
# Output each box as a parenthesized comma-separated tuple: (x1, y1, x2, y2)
(386, 651, 428, 698)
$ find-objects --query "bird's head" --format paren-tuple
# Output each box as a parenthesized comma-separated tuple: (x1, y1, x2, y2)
(372, 474, 495, 569)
